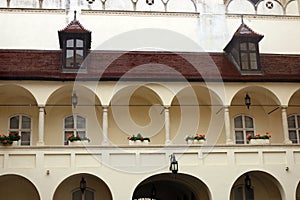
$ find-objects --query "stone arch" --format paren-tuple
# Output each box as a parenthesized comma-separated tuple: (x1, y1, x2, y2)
(226, 0, 256, 14)
(170, 85, 224, 144)
(53, 173, 112, 200)
(230, 170, 285, 200)
(45, 84, 102, 145)
(0, 84, 38, 105)
(257, 0, 284, 15)
(285, 0, 299, 15)
(109, 85, 165, 144)
(230, 86, 283, 143)
(133, 173, 211, 200)
(0, 174, 40, 200)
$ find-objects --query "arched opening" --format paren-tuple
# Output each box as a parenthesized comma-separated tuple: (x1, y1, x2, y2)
(230, 171, 284, 200)
(133, 173, 211, 200)
(53, 173, 112, 200)
(0, 174, 40, 200)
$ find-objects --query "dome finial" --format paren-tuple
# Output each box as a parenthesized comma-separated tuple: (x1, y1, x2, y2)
(74, 10, 77, 21)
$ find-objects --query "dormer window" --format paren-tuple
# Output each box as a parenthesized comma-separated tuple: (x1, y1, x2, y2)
(58, 12, 91, 73)
(240, 42, 259, 70)
(224, 22, 263, 74)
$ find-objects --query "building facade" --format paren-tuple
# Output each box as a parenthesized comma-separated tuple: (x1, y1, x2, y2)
(0, 0, 300, 199)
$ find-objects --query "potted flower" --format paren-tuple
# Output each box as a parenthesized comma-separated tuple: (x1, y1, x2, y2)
(247, 132, 271, 145)
(128, 133, 150, 145)
(193, 133, 206, 144)
(0, 131, 20, 146)
(185, 134, 206, 144)
(0, 134, 13, 146)
(67, 134, 90, 146)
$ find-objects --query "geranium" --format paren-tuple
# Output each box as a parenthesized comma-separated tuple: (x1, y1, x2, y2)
(194, 133, 206, 140)
(67, 134, 90, 142)
(8, 131, 20, 141)
(247, 132, 271, 140)
(128, 133, 150, 142)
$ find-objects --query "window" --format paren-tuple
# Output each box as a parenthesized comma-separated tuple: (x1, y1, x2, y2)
(72, 189, 94, 200)
(240, 42, 259, 70)
(288, 114, 300, 144)
(65, 39, 84, 69)
(64, 115, 86, 145)
(58, 18, 91, 72)
(9, 115, 31, 146)
(234, 115, 255, 144)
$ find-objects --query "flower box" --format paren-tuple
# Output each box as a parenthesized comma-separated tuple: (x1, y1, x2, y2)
(129, 140, 149, 145)
(249, 139, 270, 145)
(68, 140, 89, 146)
(193, 139, 206, 144)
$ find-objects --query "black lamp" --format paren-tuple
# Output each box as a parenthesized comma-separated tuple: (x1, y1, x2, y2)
(80, 177, 86, 194)
(146, 0, 154, 5)
(245, 93, 251, 109)
(245, 174, 251, 190)
(169, 154, 178, 174)
(151, 184, 157, 200)
(72, 92, 78, 108)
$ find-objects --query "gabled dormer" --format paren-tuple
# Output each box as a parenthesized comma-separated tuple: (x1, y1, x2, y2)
(58, 12, 91, 73)
(224, 22, 264, 74)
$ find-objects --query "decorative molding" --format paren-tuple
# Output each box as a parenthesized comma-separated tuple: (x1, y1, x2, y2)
(0, 8, 65, 14)
(226, 13, 300, 20)
(81, 9, 200, 18)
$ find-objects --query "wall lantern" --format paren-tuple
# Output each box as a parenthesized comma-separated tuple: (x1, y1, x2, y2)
(151, 184, 157, 200)
(245, 174, 252, 190)
(72, 92, 78, 108)
(169, 154, 178, 174)
(146, 0, 154, 5)
(80, 177, 86, 194)
(245, 93, 251, 109)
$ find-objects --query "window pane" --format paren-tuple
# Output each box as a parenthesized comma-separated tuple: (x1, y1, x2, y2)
(234, 116, 243, 128)
(85, 190, 94, 200)
(21, 132, 30, 146)
(76, 39, 83, 47)
(249, 43, 256, 51)
(75, 50, 84, 67)
(241, 53, 248, 69)
(22, 116, 31, 129)
(234, 186, 243, 200)
(65, 116, 74, 129)
(77, 131, 86, 138)
(297, 116, 300, 128)
(235, 131, 244, 144)
(77, 116, 86, 129)
(67, 39, 74, 47)
(245, 116, 253, 128)
(10, 116, 19, 129)
(250, 53, 257, 69)
(66, 50, 74, 67)
(288, 116, 296, 128)
(72, 190, 82, 200)
(240, 43, 247, 50)
(289, 131, 297, 143)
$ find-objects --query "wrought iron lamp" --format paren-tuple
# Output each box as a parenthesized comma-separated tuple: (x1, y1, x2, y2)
(245, 93, 251, 109)
(169, 154, 178, 174)
(245, 174, 251, 190)
(72, 92, 78, 108)
(80, 177, 86, 194)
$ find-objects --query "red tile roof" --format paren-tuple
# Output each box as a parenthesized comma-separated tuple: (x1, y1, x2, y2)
(0, 50, 299, 82)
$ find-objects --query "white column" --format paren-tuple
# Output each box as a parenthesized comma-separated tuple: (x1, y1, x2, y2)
(224, 106, 233, 144)
(164, 106, 171, 144)
(37, 106, 45, 146)
(102, 106, 109, 145)
(281, 106, 292, 144)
